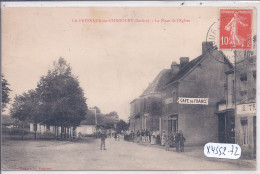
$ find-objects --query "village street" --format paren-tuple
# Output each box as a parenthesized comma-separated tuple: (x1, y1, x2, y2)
(1, 137, 256, 171)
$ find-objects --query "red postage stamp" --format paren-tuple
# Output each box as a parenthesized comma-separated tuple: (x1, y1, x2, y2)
(219, 9, 252, 50)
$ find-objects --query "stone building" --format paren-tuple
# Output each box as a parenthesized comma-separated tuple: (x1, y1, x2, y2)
(160, 42, 233, 146)
(234, 36, 256, 159)
(129, 42, 237, 147)
(218, 36, 256, 159)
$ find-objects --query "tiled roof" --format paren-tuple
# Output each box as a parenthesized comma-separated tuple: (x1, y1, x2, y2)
(165, 55, 205, 85)
(165, 49, 233, 86)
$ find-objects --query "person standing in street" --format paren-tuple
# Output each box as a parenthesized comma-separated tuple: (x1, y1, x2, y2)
(141, 130, 145, 143)
(175, 131, 180, 152)
(100, 131, 107, 150)
(179, 130, 186, 152)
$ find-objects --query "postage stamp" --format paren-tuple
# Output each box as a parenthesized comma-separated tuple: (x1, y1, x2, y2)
(219, 9, 252, 50)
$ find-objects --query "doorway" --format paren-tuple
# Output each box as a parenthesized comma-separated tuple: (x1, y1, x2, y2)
(218, 111, 235, 143)
(168, 115, 178, 134)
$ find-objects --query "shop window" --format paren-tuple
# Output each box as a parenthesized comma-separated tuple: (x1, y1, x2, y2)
(241, 119, 248, 145)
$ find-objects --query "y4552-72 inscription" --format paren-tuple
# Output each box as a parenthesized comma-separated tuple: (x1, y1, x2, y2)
(204, 143, 241, 159)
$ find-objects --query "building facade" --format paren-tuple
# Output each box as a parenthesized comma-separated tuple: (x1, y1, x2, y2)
(160, 43, 233, 146)
(129, 68, 173, 133)
(218, 36, 257, 159)
(234, 39, 256, 159)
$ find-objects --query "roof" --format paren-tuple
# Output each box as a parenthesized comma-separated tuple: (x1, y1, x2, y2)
(140, 69, 173, 97)
(165, 55, 204, 86)
(165, 49, 233, 86)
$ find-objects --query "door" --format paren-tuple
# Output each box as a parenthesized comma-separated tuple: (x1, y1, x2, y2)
(168, 115, 178, 134)
(218, 112, 235, 143)
(218, 114, 226, 143)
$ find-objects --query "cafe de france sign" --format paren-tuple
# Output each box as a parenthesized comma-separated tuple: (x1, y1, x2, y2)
(177, 97, 208, 105)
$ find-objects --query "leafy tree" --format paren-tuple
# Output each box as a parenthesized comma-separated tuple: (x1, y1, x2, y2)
(116, 119, 129, 134)
(2, 74, 11, 111)
(36, 57, 87, 138)
(105, 111, 119, 121)
(10, 90, 39, 139)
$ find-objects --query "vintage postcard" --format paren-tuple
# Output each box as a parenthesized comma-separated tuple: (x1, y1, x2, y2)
(1, 2, 258, 172)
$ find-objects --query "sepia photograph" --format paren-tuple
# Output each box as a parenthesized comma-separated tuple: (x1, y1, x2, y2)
(1, 2, 258, 171)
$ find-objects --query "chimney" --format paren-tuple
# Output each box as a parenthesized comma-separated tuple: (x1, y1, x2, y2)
(180, 57, 189, 69)
(171, 61, 179, 74)
(202, 41, 213, 55)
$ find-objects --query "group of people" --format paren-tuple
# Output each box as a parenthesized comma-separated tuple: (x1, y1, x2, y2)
(123, 129, 186, 152)
(99, 128, 186, 152)
(164, 130, 186, 152)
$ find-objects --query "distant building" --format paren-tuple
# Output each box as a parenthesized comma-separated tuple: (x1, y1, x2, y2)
(129, 68, 173, 132)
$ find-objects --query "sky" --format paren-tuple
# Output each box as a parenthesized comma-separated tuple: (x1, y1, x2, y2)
(2, 7, 252, 121)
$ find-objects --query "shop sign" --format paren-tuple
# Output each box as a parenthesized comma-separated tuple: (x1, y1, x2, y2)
(177, 97, 208, 105)
(237, 103, 256, 115)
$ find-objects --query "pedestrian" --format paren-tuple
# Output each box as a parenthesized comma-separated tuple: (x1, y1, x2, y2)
(156, 131, 161, 145)
(141, 130, 145, 143)
(136, 130, 140, 143)
(179, 130, 186, 152)
(161, 130, 166, 146)
(169, 131, 174, 148)
(117, 133, 120, 141)
(114, 132, 117, 141)
(165, 136, 170, 151)
(100, 131, 107, 150)
(149, 131, 152, 143)
(175, 131, 180, 152)
(145, 130, 149, 143)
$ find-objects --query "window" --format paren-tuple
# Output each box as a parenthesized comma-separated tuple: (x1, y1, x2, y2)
(240, 73, 248, 99)
(241, 119, 248, 145)
(46, 125, 50, 131)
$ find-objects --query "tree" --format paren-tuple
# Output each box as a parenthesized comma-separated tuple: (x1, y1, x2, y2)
(10, 90, 39, 139)
(116, 119, 129, 134)
(36, 57, 87, 138)
(2, 74, 11, 111)
(105, 111, 119, 121)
